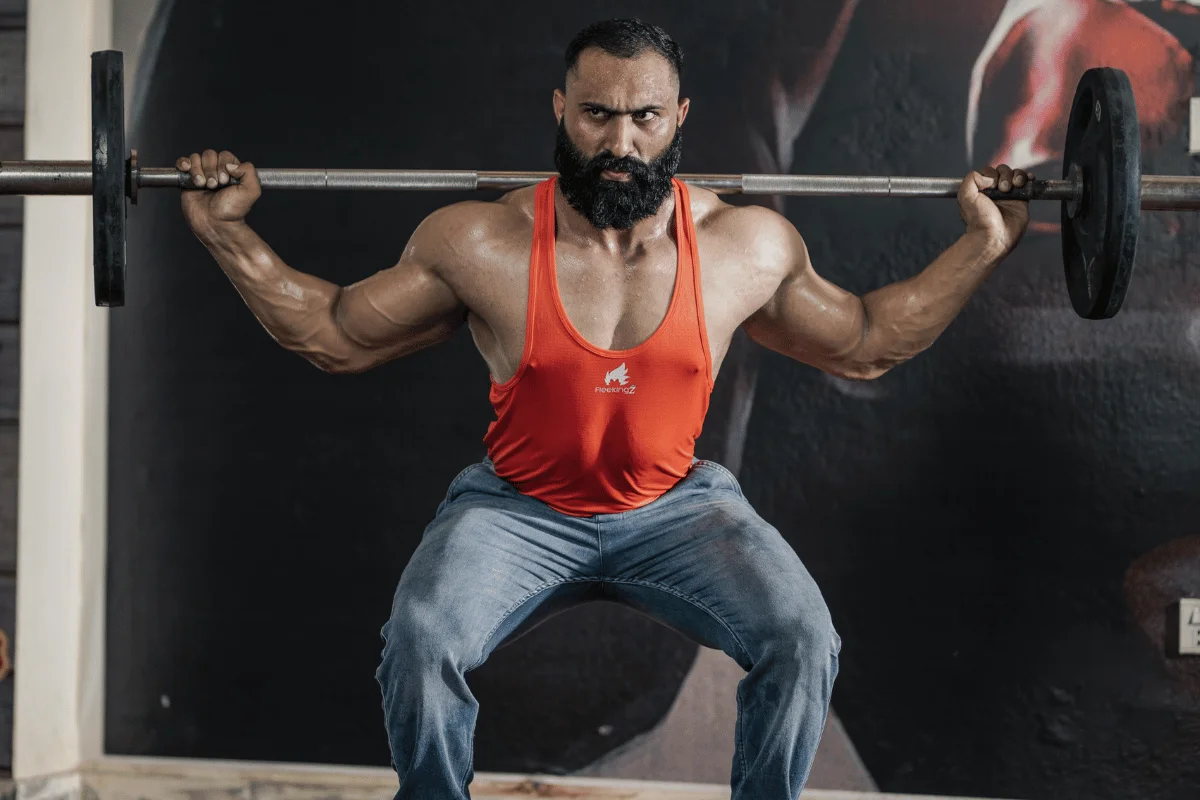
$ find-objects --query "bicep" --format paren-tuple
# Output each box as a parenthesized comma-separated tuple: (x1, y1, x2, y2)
(335, 215, 470, 365)
(742, 240, 867, 371)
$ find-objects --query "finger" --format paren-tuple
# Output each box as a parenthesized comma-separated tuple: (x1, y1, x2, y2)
(996, 163, 1013, 192)
(227, 160, 261, 194)
(1012, 169, 1027, 188)
(188, 152, 204, 187)
(201, 149, 220, 190)
(217, 150, 237, 185)
(176, 156, 191, 171)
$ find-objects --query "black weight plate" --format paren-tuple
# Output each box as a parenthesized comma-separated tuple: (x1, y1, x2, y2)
(92, 50, 126, 307)
(1061, 67, 1140, 320)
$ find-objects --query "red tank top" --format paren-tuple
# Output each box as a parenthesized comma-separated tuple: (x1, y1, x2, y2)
(483, 177, 714, 516)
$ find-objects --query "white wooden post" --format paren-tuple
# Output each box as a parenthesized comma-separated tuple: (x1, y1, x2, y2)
(14, 0, 113, 783)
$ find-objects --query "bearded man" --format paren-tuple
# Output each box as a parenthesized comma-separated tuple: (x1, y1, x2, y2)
(176, 18, 1031, 800)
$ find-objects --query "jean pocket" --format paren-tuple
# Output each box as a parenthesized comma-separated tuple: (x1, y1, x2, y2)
(693, 459, 745, 497)
(435, 463, 485, 516)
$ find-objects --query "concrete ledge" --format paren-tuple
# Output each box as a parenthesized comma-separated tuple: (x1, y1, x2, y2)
(11, 756, 1015, 800)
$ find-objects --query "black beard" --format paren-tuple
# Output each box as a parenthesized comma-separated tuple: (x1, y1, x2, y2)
(553, 120, 682, 230)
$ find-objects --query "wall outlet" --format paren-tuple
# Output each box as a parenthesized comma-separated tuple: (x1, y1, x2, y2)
(1191, 99, 1200, 154)
(1190, 98, 1200, 154)
(1180, 598, 1200, 655)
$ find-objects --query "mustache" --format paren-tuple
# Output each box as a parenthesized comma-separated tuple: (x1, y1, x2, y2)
(554, 118, 679, 181)
(575, 151, 654, 179)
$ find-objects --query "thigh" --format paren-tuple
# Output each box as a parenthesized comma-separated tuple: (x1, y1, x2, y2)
(385, 462, 602, 670)
(603, 461, 840, 669)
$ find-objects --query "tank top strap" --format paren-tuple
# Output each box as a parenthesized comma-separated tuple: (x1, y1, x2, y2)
(671, 178, 713, 387)
(495, 176, 557, 392)
(528, 176, 559, 335)
(533, 177, 557, 292)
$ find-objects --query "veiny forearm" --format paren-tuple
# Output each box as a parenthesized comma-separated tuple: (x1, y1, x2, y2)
(197, 220, 358, 370)
(854, 230, 1007, 376)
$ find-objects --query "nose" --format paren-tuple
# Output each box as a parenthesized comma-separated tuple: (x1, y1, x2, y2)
(603, 116, 636, 160)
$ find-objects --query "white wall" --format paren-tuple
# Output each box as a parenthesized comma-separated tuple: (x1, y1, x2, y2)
(14, 0, 113, 780)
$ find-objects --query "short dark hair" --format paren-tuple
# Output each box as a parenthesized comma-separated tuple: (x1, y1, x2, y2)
(565, 18, 683, 84)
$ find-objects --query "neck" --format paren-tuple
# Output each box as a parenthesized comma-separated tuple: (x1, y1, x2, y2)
(553, 182, 677, 254)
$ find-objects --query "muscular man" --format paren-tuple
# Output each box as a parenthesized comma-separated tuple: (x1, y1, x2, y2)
(177, 18, 1030, 800)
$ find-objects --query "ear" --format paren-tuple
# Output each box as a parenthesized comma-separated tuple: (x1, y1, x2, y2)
(677, 97, 691, 128)
(553, 89, 566, 125)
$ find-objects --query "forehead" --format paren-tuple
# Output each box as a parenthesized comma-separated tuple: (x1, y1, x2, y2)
(565, 47, 679, 104)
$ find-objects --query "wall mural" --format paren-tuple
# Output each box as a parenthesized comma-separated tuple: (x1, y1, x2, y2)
(108, 2, 1200, 798)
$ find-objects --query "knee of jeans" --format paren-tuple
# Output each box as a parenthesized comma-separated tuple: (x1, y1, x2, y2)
(760, 602, 841, 665)
(377, 600, 459, 680)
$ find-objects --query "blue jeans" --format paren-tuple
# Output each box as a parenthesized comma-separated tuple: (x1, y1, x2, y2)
(375, 459, 841, 800)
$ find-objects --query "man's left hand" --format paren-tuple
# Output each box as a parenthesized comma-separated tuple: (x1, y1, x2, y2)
(958, 164, 1033, 256)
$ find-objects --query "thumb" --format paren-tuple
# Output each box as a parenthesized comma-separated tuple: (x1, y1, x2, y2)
(959, 170, 990, 204)
(226, 160, 260, 190)
(967, 170, 997, 194)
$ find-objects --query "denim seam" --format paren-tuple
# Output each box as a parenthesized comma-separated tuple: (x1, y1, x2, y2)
(601, 577, 753, 665)
(735, 678, 749, 788)
(458, 731, 475, 797)
(464, 577, 601, 673)
(595, 518, 605, 576)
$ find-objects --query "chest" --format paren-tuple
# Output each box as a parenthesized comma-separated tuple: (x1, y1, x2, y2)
(456, 214, 766, 382)
(552, 240, 682, 351)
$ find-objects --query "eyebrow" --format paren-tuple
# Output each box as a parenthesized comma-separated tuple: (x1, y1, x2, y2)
(579, 102, 664, 116)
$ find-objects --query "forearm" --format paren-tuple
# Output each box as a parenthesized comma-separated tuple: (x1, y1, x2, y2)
(855, 230, 1007, 374)
(745, 168, 1027, 380)
(196, 220, 358, 370)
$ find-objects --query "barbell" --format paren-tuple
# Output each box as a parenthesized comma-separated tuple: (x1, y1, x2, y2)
(4, 51, 1200, 317)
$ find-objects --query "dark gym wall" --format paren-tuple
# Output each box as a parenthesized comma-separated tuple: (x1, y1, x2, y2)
(107, 1, 1200, 799)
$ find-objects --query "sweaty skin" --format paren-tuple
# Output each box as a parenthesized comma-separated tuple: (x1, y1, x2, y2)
(178, 48, 1030, 386)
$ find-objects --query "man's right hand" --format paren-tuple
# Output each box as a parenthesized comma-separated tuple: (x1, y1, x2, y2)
(176, 149, 261, 235)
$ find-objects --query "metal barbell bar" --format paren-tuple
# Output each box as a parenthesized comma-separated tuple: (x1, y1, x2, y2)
(4, 161, 1200, 210)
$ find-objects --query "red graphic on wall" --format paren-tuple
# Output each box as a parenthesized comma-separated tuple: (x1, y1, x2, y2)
(969, 0, 1193, 172)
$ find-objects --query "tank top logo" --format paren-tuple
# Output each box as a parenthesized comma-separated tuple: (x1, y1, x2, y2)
(596, 362, 637, 395)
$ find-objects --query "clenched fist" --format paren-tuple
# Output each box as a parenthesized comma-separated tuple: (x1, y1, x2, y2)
(176, 149, 261, 235)
(958, 164, 1033, 256)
